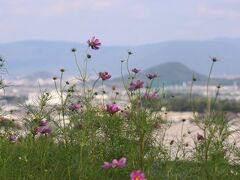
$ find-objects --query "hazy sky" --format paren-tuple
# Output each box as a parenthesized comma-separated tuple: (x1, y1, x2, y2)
(0, 0, 240, 45)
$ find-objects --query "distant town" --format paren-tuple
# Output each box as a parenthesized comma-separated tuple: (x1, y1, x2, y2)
(1, 77, 239, 117)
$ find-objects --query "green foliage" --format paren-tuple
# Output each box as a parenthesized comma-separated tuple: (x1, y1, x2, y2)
(143, 94, 240, 112)
(0, 42, 240, 179)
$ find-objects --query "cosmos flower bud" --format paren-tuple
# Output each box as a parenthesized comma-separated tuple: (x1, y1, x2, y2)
(86, 54, 91, 59)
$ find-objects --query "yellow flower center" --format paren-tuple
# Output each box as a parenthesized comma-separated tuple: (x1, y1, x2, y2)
(135, 177, 139, 180)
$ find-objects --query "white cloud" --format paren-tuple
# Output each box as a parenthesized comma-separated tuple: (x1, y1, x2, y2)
(0, 0, 240, 45)
(197, 4, 240, 19)
(0, 0, 116, 16)
(44, 0, 115, 15)
(129, 4, 151, 20)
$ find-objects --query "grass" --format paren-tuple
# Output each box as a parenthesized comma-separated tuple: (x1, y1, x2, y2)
(0, 38, 240, 179)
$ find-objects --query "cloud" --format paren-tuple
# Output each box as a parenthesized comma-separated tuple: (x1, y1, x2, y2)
(197, 4, 240, 19)
(0, 0, 115, 16)
(45, 0, 115, 15)
(128, 4, 151, 20)
(0, 0, 240, 45)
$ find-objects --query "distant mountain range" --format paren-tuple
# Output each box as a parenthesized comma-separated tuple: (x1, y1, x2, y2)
(1, 38, 240, 79)
(14, 61, 240, 86)
(108, 62, 240, 86)
(22, 71, 56, 81)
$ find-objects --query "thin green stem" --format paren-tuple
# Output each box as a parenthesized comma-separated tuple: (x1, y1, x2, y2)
(206, 61, 215, 115)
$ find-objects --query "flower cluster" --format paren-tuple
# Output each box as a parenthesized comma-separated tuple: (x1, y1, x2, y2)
(102, 157, 127, 169)
(106, 103, 120, 114)
(99, 71, 111, 81)
(128, 80, 144, 91)
(34, 120, 52, 137)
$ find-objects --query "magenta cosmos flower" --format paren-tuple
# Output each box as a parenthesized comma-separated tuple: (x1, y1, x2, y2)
(34, 127, 43, 135)
(102, 157, 127, 169)
(128, 80, 144, 91)
(33, 120, 52, 137)
(102, 162, 112, 169)
(154, 122, 161, 129)
(143, 92, 158, 100)
(111, 159, 119, 168)
(131, 68, 141, 74)
(68, 103, 81, 111)
(39, 119, 47, 127)
(87, 37, 101, 50)
(117, 157, 127, 168)
(9, 134, 18, 143)
(99, 72, 111, 81)
(41, 127, 52, 136)
(146, 73, 157, 80)
(106, 103, 120, 114)
(197, 133, 204, 141)
(130, 170, 146, 180)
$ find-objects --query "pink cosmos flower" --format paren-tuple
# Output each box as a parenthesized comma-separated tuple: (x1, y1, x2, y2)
(117, 157, 127, 168)
(130, 170, 146, 180)
(131, 68, 141, 74)
(128, 80, 144, 91)
(146, 73, 157, 80)
(34, 124, 52, 136)
(154, 122, 161, 129)
(68, 103, 81, 111)
(102, 157, 127, 169)
(102, 162, 112, 169)
(197, 133, 204, 141)
(143, 92, 158, 100)
(106, 103, 120, 114)
(34, 127, 43, 135)
(99, 72, 111, 81)
(39, 119, 47, 127)
(9, 134, 18, 143)
(87, 37, 101, 50)
(111, 159, 118, 168)
(41, 127, 52, 136)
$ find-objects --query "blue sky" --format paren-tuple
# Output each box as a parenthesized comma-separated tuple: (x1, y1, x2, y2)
(0, 0, 240, 45)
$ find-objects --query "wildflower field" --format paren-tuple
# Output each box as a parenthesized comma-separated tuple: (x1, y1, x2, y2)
(1, 37, 240, 180)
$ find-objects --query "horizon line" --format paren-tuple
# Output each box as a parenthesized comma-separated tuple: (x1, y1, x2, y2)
(1, 36, 240, 47)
